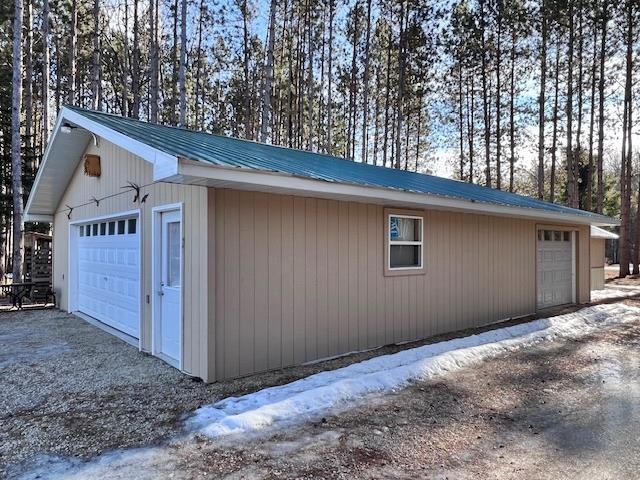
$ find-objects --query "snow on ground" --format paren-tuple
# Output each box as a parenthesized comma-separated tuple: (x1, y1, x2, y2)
(591, 286, 640, 302)
(189, 303, 640, 439)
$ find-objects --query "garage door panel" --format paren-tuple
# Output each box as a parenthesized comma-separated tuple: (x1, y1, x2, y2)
(537, 230, 573, 309)
(76, 217, 140, 339)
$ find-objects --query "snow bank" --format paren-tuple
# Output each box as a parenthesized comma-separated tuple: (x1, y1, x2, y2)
(189, 304, 640, 438)
(591, 286, 640, 302)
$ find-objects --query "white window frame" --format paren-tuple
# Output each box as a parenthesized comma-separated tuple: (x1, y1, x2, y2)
(387, 213, 424, 271)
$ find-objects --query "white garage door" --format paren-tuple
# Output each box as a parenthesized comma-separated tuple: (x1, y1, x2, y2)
(537, 229, 574, 309)
(76, 216, 140, 338)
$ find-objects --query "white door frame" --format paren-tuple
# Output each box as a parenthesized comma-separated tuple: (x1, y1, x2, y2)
(68, 209, 142, 349)
(535, 226, 577, 309)
(151, 203, 184, 370)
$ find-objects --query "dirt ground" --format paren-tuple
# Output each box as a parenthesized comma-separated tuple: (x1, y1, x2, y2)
(3, 298, 640, 479)
(605, 265, 640, 286)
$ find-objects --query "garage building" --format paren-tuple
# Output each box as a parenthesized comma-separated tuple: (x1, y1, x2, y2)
(25, 107, 617, 382)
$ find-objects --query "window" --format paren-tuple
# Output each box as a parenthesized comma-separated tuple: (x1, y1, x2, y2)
(100, 223, 106, 235)
(387, 213, 423, 272)
(128, 218, 137, 234)
(92, 224, 98, 236)
(108, 221, 115, 235)
(167, 222, 181, 287)
(79, 225, 85, 237)
(117, 220, 126, 234)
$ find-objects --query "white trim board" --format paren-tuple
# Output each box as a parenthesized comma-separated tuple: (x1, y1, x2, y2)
(151, 203, 185, 371)
(24, 107, 179, 221)
(68, 209, 142, 351)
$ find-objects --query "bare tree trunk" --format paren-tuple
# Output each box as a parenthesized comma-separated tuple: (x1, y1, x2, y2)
(25, 0, 33, 171)
(466, 69, 475, 183)
(150, 0, 159, 123)
(194, 0, 205, 129)
(68, 0, 78, 106)
(537, 0, 547, 199)
(458, 59, 465, 181)
(91, 0, 100, 109)
(360, 0, 372, 163)
(382, 29, 392, 168)
(550, 35, 560, 203)
(241, 0, 251, 138)
(619, 0, 633, 277)
(42, 0, 51, 142)
(11, 0, 24, 282)
(306, 1, 314, 151)
(260, 0, 278, 143)
(394, 0, 407, 169)
(509, 24, 516, 193)
(372, 67, 380, 166)
(479, 0, 491, 187)
(596, 2, 608, 214)
(326, 0, 334, 154)
(566, 0, 576, 207)
(347, 2, 359, 160)
(132, 0, 141, 118)
(586, 20, 597, 212)
(178, 0, 187, 126)
(170, 0, 179, 124)
(576, 0, 583, 154)
(495, 3, 502, 190)
(122, 0, 129, 116)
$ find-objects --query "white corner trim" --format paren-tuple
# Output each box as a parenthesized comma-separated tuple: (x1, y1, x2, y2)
(176, 162, 617, 227)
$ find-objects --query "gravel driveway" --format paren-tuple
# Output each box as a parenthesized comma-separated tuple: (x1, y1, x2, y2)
(3, 301, 640, 479)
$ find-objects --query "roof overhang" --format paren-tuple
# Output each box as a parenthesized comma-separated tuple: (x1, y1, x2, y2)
(591, 225, 619, 239)
(26, 108, 618, 228)
(24, 107, 179, 222)
(169, 159, 618, 227)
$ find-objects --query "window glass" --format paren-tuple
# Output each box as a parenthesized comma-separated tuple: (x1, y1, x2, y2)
(117, 220, 126, 234)
(128, 218, 137, 234)
(167, 222, 181, 287)
(537, 230, 543, 241)
(554, 231, 562, 241)
(544, 230, 552, 241)
(85, 225, 91, 237)
(79, 225, 85, 237)
(100, 223, 106, 235)
(390, 245, 421, 269)
(108, 221, 115, 235)
(92, 224, 98, 236)
(563, 231, 570, 242)
(388, 215, 423, 270)
(389, 216, 421, 242)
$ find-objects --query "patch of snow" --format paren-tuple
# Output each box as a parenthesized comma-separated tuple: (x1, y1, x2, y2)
(189, 303, 640, 438)
(591, 287, 640, 302)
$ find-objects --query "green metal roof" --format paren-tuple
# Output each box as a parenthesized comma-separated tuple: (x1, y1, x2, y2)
(68, 106, 612, 223)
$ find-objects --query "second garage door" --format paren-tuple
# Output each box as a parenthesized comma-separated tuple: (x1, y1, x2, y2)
(76, 216, 140, 338)
(537, 229, 574, 309)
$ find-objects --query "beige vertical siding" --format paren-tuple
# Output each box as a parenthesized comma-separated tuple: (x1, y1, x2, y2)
(590, 238, 606, 290)
(590, 238, 605, 268)
(210, 189, 546, 381)
(52, 140, 210, 380)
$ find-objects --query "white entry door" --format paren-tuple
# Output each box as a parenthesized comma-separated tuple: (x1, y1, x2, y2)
(537, 229, 574, 309)
(76, 216, 140, 338)
(157, 209, 182, 364)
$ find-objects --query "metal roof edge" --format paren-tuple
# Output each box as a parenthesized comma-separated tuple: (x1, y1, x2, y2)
(175, 160, 618, 226)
